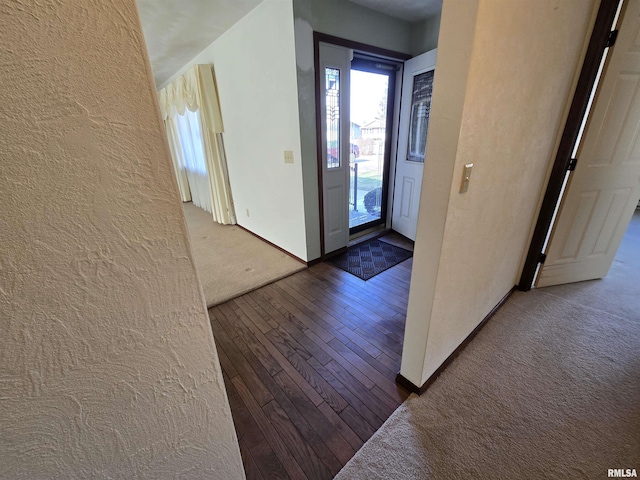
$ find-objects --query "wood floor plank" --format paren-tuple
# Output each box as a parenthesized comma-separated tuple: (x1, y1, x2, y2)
(244, 293, 279, 330)
(261, 284, 335, 344)
(210, 305, 241, 339)
(234, 324, 326, 407)
(317, 402, 363, 452)
(376, 351, 401, 372)
(339, 405, 378, 442)
(262, 400, 334, 480)
(214, 324, 274, 407)
(269, 283, 350, 342)
(287, 353, 349, 413)
(307, 357, 384, 429)
(233, 337, 343, 477)
(211, 319, 240, 378)
(239, 439, 266, 480)
(298, 276, 400, 340)
(343, 340, 396, 378)
(226, 303, 284, 377)
(234, 296, 274, 334)
(303, 330, 383, 390)
(323, 360, 396, 421)
(252, 290, 334, 365)
(211, 255, 413, 480)
(273, 370, 356, 465)
(223, 374, 289, 479)
(232, 376, 307, 480)
(326, 337, 400, 397)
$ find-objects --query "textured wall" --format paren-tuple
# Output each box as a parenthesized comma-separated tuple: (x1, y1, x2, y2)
(401, 0, 598, 386)
(0, 1, 245, 478)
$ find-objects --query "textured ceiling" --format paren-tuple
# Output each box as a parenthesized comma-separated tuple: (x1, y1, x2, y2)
(347, 0, 442, 22)
(138, 0, 442, 88)
(137, 0, 264, 87)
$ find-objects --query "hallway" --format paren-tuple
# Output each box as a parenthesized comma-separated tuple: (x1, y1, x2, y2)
(209, 258, 412, 479)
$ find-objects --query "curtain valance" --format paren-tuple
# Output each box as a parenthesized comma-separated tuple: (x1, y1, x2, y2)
(158, 65, 224, 133)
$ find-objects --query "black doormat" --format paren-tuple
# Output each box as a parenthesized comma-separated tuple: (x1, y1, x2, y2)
(328, 239, 413, 280)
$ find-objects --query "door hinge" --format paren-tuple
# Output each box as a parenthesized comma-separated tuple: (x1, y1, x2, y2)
(538, 253, 547, 264)
(567, 157, 578, 171)
(606, 29, 619, 48)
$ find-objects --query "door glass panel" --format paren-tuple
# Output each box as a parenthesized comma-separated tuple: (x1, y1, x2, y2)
(349, 69, 389, 229)
(325, 67, 341, 169)
(407, 70, 434, 163)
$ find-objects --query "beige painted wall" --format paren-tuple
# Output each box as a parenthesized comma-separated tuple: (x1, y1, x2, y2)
(0, 1, 245, 478)
(401, 0, 598, 386)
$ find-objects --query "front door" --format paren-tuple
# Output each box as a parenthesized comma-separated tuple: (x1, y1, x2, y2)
(392, 49, 437, 241)
(319, 42, 352, 255)
(537, 0, 640, 287)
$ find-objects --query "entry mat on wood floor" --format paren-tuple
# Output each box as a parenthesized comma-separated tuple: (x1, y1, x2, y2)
(328, 238, 413, 281)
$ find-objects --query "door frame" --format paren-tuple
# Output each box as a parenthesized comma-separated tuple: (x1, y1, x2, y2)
(313, 32, 411, 258)
(517, 0, 623, 291)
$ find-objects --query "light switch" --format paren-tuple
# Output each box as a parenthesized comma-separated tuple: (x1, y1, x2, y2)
(284, 150, 294, 163)
(460, 163, 473, 193)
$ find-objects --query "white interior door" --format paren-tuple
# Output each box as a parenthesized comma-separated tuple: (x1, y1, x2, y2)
(537, 0, 640, 287)
(392, 49, 437, 241)
(319, 43, 352, 254)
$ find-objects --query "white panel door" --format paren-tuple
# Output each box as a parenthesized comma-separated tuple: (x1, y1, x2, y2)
(538, 0, 640, 287)
(392, 49, 437, 241)
(319, 43, 352, 254)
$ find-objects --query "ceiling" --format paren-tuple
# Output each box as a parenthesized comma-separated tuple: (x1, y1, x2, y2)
(137, 0, 264, 87)
(348, 0, 442, 23)
(137, 0, 442, 87)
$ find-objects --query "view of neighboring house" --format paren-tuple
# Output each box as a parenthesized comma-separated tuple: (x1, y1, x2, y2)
(361, 118, 386, 139)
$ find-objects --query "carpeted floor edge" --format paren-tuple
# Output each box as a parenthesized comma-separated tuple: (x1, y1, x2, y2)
(204, 265, 307, 308)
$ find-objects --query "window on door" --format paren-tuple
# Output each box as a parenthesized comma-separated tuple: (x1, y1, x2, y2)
(407, 70, 434, 163)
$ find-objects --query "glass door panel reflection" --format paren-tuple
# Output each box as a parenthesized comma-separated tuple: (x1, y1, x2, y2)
(349, 69, 389, 230)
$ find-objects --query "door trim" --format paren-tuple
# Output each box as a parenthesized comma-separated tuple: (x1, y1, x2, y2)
(517, 0, 623, 291)
(314, 32, 411, 258)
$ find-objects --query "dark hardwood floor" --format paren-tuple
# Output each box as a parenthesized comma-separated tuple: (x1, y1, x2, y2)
(209, 257, 412, 480)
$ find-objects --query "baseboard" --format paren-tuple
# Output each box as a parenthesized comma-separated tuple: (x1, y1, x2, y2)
(396, 286, 517, 395)
(236, 225, 307, 265)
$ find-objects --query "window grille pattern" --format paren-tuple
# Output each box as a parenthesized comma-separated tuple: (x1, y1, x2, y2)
(407, 70, 434, 163)
(326, 67, 341, 169)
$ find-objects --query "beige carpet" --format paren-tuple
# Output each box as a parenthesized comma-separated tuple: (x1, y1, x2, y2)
(183, 203, 306, 307)
(336, 211, 640, 479)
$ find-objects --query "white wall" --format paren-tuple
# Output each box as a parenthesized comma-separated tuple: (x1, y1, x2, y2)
(0, 1, 245, 478)
(161, 0, 308, 261)
(293, 0, 416, 259)
(401, 0, 598, 386)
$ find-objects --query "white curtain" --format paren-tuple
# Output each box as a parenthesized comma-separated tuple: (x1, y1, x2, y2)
(158, 65, 236, 225)
(175, 108, 212, 212)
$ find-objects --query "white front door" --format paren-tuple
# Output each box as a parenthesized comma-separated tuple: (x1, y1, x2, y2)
(392, 49, 437, 241)
(537, 0, 640, 287)
(319, 43, 352, 254)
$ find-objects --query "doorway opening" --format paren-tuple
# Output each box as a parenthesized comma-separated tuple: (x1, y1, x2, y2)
(518, 0, 639, 291)
(315, 33, 411, 257)
(348, 58, 396, 234)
